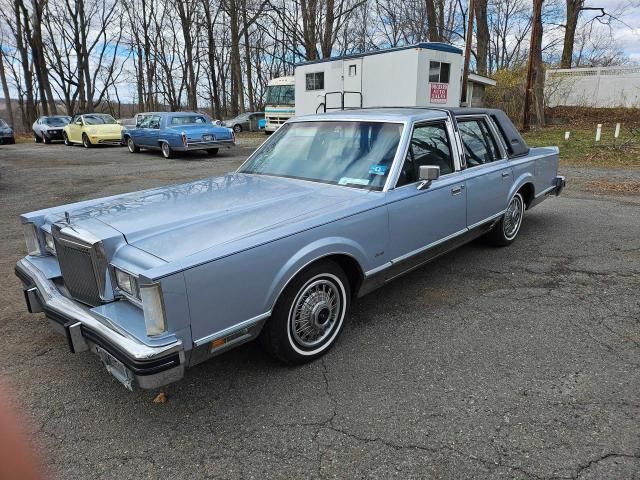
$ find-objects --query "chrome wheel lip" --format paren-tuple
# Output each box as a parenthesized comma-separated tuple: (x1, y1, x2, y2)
(503, 194, 524, 240)
(287, 273, 346, 356)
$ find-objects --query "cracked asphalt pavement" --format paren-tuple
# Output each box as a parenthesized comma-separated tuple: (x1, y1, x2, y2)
(0, 142, 638, 479)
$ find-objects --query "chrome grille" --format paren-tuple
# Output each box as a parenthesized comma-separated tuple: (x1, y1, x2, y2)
(53, 230, 102, 306)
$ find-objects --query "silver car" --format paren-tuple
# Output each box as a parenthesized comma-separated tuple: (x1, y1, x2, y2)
(33, 115, 72, 144)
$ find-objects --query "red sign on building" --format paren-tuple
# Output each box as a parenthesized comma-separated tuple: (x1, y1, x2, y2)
(429, 83, 448, 104)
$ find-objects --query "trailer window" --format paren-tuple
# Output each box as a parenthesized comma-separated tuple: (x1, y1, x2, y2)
(306, 72, 325, 91)
(348, 64, 357, 77)
(429, 61, 450, 83)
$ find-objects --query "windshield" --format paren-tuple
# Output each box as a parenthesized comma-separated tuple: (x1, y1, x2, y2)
(170, 115, 208, 125)
(43, 117, 69, 126)
(84, 114, 117, 125)
(238, 121, 402, 190)
(0, 119, 7, 128)
(265, 85, 295, 106)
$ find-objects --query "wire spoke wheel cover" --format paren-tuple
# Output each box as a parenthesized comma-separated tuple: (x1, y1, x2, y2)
(503, 194, 524, 240)
(288, 274, 345, 353)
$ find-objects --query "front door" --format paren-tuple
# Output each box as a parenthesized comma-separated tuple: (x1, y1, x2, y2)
(457, 116, 513, 228)
(343, 59, 362, 109)
(67, 116, 83, 143)
(386, 121, 467, 279)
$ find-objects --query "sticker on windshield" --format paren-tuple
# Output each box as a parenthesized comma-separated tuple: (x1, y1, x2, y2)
(338, 177, 370, 186)
(369, 164, 387, 176)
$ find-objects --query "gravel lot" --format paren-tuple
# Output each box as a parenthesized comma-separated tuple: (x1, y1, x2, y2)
(0, 141, 638, 479)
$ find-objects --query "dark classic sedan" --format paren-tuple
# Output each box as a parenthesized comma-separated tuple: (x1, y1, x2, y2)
(0, 118, 15, 144)
(15, 108, 564, 390)
(123, 112, 235, 158)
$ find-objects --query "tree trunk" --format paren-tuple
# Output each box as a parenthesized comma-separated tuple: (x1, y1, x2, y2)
(425, 0, 441, 42)
(560, 0, 583, 68)
(242, 5, 255, 111)
(474, 0, 489, 75)
(0, 47, 15, 127)
(522, 0, 544, 130)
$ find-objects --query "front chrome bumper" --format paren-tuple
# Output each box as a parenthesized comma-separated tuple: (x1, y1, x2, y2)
(15, 258, 185, 390)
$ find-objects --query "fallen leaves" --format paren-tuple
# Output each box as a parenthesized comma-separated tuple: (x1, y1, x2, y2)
(152, 391, 168, 404)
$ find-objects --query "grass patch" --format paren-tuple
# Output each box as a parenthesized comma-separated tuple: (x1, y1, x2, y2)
(522, 126, 640, 168)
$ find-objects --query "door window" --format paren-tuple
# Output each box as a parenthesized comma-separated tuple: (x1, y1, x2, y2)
(396, 122, 453, 187)
(458, 118, 500, 167)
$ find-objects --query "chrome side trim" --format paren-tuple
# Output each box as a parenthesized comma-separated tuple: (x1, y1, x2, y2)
(15, 258, 183, 361)
(467, 210, 506, 230)
(391, 227, 469, 265)
(365, 262, 393, 277)
(193, 311, 271, 347)
(535, 185, 556, 198)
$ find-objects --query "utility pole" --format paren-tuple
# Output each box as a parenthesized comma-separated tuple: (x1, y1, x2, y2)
(522, 0, 543, 130)
(461, 0, 475, 106)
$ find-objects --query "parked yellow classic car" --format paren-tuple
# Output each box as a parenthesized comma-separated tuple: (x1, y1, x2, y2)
(63, 113, 123, 148)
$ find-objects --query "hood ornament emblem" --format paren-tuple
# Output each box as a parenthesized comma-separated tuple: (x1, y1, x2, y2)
(64, 211, 71, 224)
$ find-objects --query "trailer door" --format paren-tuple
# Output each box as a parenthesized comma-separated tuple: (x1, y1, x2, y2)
(343, 59, 363, 109)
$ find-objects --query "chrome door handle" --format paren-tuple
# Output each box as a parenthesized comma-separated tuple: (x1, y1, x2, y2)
(451, 186, 464, 195)
(501, 171, 510, 177)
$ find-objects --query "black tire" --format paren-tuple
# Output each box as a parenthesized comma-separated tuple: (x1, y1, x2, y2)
(260, 259, 350, 364)
(486, 192, 525, 246)
(82, 133, 92, 148)
(264, 130, 273, 135)
(127, 137, 140, 153)
(206, 148, 219, 156)
(34, 132, 42, 143)
(233, 124, 242, 134)
(43, 133, 51, 144)
(63, 132, 72, 146)
(160, 142, 172, 159)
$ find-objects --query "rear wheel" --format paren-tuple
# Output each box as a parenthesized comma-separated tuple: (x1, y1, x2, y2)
(233, 124, 242, 134)
(127, 137, 140, 153)
(161, 142, 172, 159)
(487, 192, 525, 246)
(260, 259, 350, 364)
(82, 133, 92, 148)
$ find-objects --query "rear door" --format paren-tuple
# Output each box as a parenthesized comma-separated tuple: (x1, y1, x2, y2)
(458, 116, 513, 228)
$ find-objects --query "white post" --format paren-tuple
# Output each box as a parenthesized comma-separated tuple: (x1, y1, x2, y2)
(595, 124, 602, 142)
(564, 131, 570, 141)
(614, 123, 621, 138)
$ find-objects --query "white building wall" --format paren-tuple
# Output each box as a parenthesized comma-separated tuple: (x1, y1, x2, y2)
(546, 66, 640, 108)
(360, 49, 419, 108)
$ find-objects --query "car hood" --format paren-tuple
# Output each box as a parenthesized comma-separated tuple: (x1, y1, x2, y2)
(54, 174, 373, 262)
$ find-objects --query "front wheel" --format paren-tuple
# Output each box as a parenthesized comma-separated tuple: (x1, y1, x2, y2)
(487, 192, 525, 246)
(233, 124, 242, 134)
(260, 259, 350, 364)
(63, 132, 71, 146)
(82, 134, 92, 148)
(43, 134, 51, 144)
(127, 137, 140, 153)
(34, 132, 42, 143)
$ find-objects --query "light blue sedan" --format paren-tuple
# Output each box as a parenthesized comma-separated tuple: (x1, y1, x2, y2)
(15, 108, 564, 390)
(123, 112, 235, 158)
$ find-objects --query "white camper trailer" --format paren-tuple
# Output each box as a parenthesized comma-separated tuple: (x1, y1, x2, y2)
(294, 43, 464, 116)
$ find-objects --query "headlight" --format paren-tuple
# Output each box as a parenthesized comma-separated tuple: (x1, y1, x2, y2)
(140, 283, 167, 336)
(22, 223, 43, 256)
(44, 231, 56, 254)
(113, 267, 139, 299)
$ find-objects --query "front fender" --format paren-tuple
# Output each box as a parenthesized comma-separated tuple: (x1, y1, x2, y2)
(264, 237, 369, 311)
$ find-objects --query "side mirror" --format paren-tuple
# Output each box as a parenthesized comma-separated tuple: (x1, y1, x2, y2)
(417, 165, 440, 190)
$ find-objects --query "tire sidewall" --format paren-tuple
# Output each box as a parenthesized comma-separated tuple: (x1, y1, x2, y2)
(127, 137, 136, 153)
(82, 134, 91, 148)
(161, 142, 171, 158)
